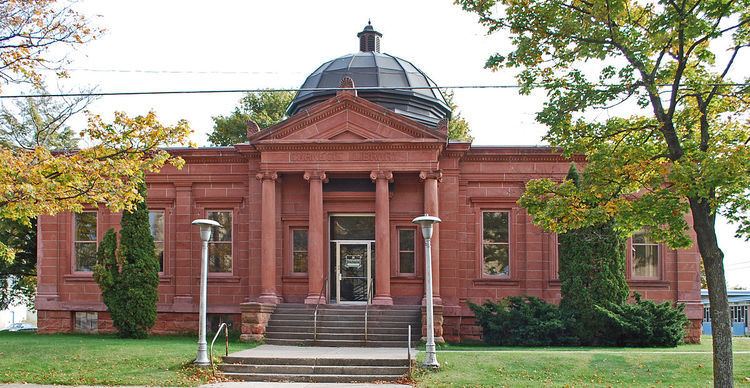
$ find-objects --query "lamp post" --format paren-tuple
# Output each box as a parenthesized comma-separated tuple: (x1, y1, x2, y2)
(191, 218, 221, 367)
(412, 214, 441, 369)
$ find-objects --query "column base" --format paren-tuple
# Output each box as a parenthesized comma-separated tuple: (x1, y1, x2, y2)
(304, 294, 327, 304)
(258, 294, 282, 305)
(372, 296, 394, 306)
(240, 302, 276, 343)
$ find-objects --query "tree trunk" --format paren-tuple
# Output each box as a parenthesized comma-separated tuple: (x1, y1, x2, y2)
(690, 197, 733, 387)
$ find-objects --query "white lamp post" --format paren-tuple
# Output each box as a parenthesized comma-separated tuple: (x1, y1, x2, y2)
(412, 214, 441, 369)
(192, 218, 221, 367)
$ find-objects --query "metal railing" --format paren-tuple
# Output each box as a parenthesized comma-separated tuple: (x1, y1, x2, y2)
(407, 324, 413, 378)
(313, 274, 328, 344)
(209, 322, 229, 371)
(364, 280, 374, 345)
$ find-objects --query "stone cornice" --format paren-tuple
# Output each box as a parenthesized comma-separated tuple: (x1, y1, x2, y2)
(254, 141, 443, 152)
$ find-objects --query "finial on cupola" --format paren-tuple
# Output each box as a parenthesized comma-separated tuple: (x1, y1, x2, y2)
(357, 20, 382, 53)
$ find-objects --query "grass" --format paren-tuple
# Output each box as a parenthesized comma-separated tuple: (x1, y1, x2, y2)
(415, 336, 750, 387)
(0, 331, 256, 386)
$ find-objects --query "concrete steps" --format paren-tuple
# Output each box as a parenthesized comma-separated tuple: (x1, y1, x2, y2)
(264, 303, 421, 348)
(219, 349, 413, 383)
(216, 303, 419, 383)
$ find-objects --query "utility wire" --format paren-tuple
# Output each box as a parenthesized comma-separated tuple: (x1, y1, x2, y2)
(1, 83, 748, 99)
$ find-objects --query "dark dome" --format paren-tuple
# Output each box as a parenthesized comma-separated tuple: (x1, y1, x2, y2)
(287, 26, 451, 127)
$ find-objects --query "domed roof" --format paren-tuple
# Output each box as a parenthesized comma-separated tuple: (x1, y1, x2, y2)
(286, 24, 451, 127)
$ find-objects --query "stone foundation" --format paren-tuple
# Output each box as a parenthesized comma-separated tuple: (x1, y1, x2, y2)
(239, 302, 277, 342)
(685, 319, 702, 344)
(421, 303, 445, 343)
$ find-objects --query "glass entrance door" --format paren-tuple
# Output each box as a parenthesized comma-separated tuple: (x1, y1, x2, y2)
(335, 242, 371, 303)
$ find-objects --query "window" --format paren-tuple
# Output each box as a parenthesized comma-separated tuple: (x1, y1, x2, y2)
(398, 228, 416, 274)
(74, 311, 98, 333)
(149, 210, 165, 272)
(631, 230, 659, 278)
(74, 211, 97, 272)
(206, 210, 232, 273)
(292, 229, 308, 273)
(482, 211, 510, 276)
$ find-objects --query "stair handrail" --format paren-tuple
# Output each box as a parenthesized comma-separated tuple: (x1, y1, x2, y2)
(209, 322, 229, 371)
(313, 274, 328, 344)
(407, 324, 412, 378)
(364, 279, 374, 345)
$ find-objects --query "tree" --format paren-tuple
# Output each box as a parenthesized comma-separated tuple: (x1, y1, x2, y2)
(557, 165, 629, 344)
(208, 90, 295, 145)
(0, 218, 36, 310)
(0, 0, 101, 91)
(93, 182, 159, 338)
(444, 89, 473, 141)
(458, 0, 749, 385)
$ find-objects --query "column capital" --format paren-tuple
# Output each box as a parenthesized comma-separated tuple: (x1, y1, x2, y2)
(255, 171, 279, 182)
(303, 170, 328, 183)
(370, 170, 394, 183)
(419, 170, 443, 182)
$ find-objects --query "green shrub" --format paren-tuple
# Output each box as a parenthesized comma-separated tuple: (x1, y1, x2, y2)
(594, 293, 688, 347)
(93, 182, 159, 338)
(468, 296, 577, 346)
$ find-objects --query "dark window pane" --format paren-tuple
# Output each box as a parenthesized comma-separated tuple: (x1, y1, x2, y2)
(330, 216, 375, 240)
(75, 242, 97, 272)
(207, 211, 232, 241)
(293, 252, 308, 273)
(483, 243, 509, 276)
(75, 212, 97, 241)
(399, 229, 415, 251)
(399, 252, 415, 274)
(208, 243, 232, 272)
(155, 242, 164, 272)
(633, 245, 658, 277)
(149, 211, 165, 241)
(483, 212, 509, 243)
(293, 229, 308, 251)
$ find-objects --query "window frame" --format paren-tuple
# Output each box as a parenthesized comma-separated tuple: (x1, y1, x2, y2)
(396, 227, 418, 276)
(205, 209, 234, 274)
(148, 209, 166, 274)
(477, 209, 512, 279)
(291, 227, 309, 274)
(628, 230, 662, 280)
(73, 210, 99, 273)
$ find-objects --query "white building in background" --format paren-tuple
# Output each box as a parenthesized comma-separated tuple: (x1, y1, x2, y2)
(0, 303, 36, 329)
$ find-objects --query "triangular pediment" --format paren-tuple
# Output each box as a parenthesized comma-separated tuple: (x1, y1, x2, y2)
(248, 93, 447, 144)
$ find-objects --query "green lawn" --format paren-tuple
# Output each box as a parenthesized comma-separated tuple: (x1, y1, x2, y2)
(416, 337, 750, 387)
(0, 331, 255, 386)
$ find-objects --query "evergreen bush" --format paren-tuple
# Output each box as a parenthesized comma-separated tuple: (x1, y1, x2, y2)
(558, 164, 630, 344)
(469, 296, 577, 346)
(595, 293, 688, 347)
(93, 182, 159, 338)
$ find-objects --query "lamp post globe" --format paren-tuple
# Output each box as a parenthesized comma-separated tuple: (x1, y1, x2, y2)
(191, 218, 221, 367)
(412, 214, 441, 369)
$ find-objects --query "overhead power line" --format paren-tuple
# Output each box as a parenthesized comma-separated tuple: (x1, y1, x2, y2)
(1, 83, 748, 99)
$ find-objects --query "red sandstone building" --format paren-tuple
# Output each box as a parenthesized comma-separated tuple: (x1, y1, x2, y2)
(36, 25, 703, 341)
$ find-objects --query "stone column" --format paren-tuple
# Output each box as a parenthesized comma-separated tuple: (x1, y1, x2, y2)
(371, 170, 393, 305)
(173, 182, 194, 305)
(304, 171, 327, 304)
(257, 171, 280, 304)
(420, 171, 442, 302)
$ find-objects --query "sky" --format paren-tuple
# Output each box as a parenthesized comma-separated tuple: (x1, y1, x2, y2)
(10, 0, 750, 287)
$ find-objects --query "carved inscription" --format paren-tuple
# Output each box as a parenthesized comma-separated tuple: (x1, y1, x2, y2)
(290, 151, 406, 162)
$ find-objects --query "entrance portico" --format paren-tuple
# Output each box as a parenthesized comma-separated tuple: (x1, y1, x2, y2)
(246, 88, 447, 308)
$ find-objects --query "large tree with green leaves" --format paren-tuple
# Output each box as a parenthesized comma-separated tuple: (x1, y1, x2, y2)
(458, 0, 749, 385)
(208, 90, 295, 145)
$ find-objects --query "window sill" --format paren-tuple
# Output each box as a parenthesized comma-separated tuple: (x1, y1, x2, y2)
(472, 278, 520, 287)
(628, 279, 670, 288)
(64, 273, 94, 282)
(391, 277, 423, 284)
(282, 275, 309, 283)
(158, 274, 173, 284)
(194, 275, 241, 283)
